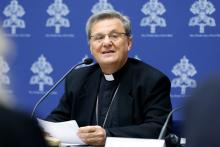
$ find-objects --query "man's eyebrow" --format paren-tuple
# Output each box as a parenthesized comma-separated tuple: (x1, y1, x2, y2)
(92, 30, 118, 35)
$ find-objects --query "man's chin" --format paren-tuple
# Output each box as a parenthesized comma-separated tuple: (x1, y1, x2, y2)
(99, 59, 117, 65)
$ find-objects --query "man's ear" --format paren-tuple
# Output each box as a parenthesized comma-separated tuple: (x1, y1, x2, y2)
(127, 36, 132, 51)
(90, 48, 93, 55)
(88, 42, 93, 55)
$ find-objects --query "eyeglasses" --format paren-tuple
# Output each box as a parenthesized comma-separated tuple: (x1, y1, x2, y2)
(90, 32, 128, 43)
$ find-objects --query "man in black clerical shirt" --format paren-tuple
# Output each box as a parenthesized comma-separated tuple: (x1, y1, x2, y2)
(47, 10, 172, 146)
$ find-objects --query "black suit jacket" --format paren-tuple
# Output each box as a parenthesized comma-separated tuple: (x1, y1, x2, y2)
(47, 58, 172, 138)
(0, 106, 48, 147)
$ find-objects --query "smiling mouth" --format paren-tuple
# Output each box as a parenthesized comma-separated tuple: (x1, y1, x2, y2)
(102, 50, 115, 54)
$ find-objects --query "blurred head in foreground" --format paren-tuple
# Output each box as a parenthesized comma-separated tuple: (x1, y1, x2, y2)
(185, 75, 220, 147)
(0, 27, 48, 147)
(0, 27, 14, 108)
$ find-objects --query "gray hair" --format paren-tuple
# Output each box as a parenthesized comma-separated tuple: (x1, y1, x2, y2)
(86, 10, 132, 40)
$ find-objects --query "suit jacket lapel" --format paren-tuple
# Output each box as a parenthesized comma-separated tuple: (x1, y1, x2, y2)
(77, 67, 101, 126)
(117, 67, 134, 125)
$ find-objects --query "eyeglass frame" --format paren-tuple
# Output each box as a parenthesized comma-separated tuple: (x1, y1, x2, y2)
(89, 31, 129, 43)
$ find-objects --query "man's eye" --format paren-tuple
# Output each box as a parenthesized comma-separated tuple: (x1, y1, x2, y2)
(110, 34, 119, 39)
(95, 35, 104, 40)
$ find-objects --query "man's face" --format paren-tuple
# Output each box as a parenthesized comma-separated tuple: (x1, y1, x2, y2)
(89, 18, 132, 68)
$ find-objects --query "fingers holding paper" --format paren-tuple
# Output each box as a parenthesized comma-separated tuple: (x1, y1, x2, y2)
(78, 125, 106, 145)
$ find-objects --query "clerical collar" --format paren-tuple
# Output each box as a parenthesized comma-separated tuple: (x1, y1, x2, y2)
(102, 60, 130, 82)
(104, 74, 114, 81)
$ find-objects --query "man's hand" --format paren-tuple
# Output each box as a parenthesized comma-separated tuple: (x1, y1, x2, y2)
(78, 125, 106, 145)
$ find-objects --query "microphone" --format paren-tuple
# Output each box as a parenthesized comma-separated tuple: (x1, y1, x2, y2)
(83, 58, 93, 65)
(158, 106, 184, 139)
(31, 58, 93, 117)
(165, 134, 181, 147)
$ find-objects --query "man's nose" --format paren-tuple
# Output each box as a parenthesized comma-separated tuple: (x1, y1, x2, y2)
(102, 35, 112, 46)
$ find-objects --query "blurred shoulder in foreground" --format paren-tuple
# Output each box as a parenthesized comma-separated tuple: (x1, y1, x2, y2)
(185, 74, 220, 147)
(0, 105, 48, 147)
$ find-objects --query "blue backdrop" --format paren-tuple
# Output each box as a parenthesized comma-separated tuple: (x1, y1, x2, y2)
(0, 0, 219, 123)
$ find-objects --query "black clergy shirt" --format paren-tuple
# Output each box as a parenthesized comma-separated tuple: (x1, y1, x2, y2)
(95, 63, 128, 128)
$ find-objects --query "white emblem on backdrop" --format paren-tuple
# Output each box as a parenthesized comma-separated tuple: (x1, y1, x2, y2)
(140, 0, 172, 38)
(134, 55, 141, 61)
(171, 56, 197, 97)
(189, 0, 219, 37)
(140, 0, 166, 33)
(189, 0, 216, 34)
(91, 0, 114, 14)
(0, 56, 12, 94)
(2, 0, 30, 37)
(29, 55, 55, 95)
(45, 0, 73, 37)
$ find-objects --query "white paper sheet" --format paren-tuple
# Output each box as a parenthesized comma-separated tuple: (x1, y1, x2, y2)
(37, 119, 85, 145)
(105, 137, 165, 147)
